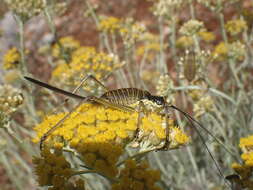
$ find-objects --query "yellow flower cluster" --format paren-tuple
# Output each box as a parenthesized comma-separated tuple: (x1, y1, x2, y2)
(4, 70, 20, 84)
(189, 87, 214, 118)
(193, 95, 214, 118)
(213, 41, 246, 61)
(213, 42, 227, 61)
(170, 127, 190, 148)
(0, 84, 23, 114)
(138, 112, 189, 149)
(33, 149, 86, 190)
(33, 149, 73, 186)
(179, 19, 204, 36)
(176, 36, 194, 48)
(98, 16, 147, 47)
(228, 41, 246, 61)
(136, 33, 161, 61)
(111, 159, 162, 190)
(136, 42, 161, 61)
(198, 31, 215, 42)
(239, 136, 253, 169)
(98, 16, 121, 34)
(156, 74, 175, 104)
(50, 37, 124, 92)
(137, 43, 160, 56)
(156, 74, 170, 96)
(230, 135, 253, 189)
(34, 103, 189, 151)
(33, 102, 189, 188)
(119, 18, 146, 47)
(4, 0, 44, 21)
(52, 36, 81, 59)
(239, 135, 253, 152)
(0, 111, 9, 129)
(2, 47, 21, 70)
(149, 0, 184, 17)
(225, 19, 247, 36)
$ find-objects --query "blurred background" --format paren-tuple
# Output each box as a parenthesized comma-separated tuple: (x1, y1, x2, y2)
(0, 0, 253, 189)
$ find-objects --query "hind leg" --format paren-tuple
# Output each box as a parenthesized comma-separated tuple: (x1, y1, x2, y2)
(50, 74, 109, 114)
(132, 101, 148, 143)
(40, 75, 109, 149)
(155, 105, 170, 151)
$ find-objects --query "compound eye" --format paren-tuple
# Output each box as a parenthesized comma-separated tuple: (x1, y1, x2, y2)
(156, 99, 163, 105)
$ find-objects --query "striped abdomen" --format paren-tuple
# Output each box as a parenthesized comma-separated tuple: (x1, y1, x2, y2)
(100, 88, 151, 106)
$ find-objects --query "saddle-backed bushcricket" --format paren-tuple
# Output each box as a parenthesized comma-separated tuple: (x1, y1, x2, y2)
(25, 75, 235, 188)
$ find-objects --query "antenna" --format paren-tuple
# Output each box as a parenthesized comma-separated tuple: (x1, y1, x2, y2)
(168, 105, 233, 189)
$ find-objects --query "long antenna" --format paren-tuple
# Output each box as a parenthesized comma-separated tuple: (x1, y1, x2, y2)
(24, 76, 86, 100)
(24, 76, 89, 149)
(169, 105, 238, 161)
(168, 105, 233, 189)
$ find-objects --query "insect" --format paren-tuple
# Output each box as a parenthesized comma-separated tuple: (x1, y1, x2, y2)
(25, 75, 235, 188)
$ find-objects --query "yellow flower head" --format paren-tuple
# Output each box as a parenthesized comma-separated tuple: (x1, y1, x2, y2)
(33, 103, 189, 176)
(4, 0, 44, 20)
(213, 42, 228, 61)
(179, 19, 205, 36)
(169, 127, 190, 148)
(176, 36, 194, 48)
(137, 42, 161, 61)
(0, 84, 23, 114)
(198, 31, 215, 42)
(33, 148, 86, 189)
(239, 135, 253, 153)
(213, 41, 246, 61)
(150, 0, 184, 17)
(33, 149, 73, 186)
(119, 18, 146, 47)
(2, 47, 21, 70)
(230, 134, 253, 189)
(112, 159, 162, 190)
(52, 36, 81, 58)
(98, 16, 121, 33)
(51, 45, 124, 93)
(189, 86, 214, 118)
(34, 103, 189, 150)
(225, 19, 248, 36)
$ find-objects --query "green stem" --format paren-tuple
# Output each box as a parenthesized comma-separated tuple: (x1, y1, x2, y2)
(124, 46, 135, 87)
(218, 12, 228, 43)
(170, 16, 177, 68)
(116, 147, 155, 167)
(70, 170, 118, 183)
(112, 33, 118, 54)
(84, 0, 99, 26)
(158, 16, 167, 73)
(217, 6, 243, 89)
(84, 0, 130, 88)
(15, 16, 39, 123)
(188, 0, 195, 19)
(16, 17, 28, 75)
(84, 0, 109, 52)
(188, 0, 205, 67)
(44, 3, 71, 63)
(228, 59, 243, 88)
(44, 3, 56, 36)
(186, 146, 204, 187)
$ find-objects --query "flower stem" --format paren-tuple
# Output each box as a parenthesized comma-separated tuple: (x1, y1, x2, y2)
(15, 15, 39, 123)
(70, 170, 118, 183)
